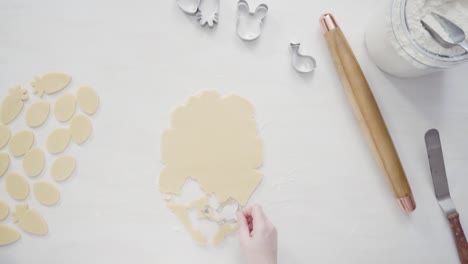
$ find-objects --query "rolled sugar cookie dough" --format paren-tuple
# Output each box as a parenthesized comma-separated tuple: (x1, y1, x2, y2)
(31, 73, 71, 97)
(51, 156, 76, 181)
(77, 86, 99, 115)
(33, 182, 60, 206)
(47, 128, 71, 154)
(160, 91, 263, 205)
(70, 115, 92, 144)
(23, 147, 45, 177)
(25, 101, 50, 128)
(160, 90, 263, 245)
(0, 124, 10, 149)
(9, 130, 34, 157)
(0, 224, 21, 246)
(13, 204, 48, 235)
(0, 152, 10, 177)
(54, 93, 76, 122)
(6, 172, 30, 200)
(0, 200, 9, 221)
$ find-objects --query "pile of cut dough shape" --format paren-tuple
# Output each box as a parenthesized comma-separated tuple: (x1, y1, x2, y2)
(0, 73, 99, 246)
(159, 90, 263, 245)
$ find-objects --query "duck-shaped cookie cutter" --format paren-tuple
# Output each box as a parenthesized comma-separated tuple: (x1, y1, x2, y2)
(290, 42, 317, 73)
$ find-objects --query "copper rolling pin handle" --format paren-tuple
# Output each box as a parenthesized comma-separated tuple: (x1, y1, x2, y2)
(319, 13, 416, 212)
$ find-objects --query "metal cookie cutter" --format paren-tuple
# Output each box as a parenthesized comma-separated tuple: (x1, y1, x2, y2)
(236, 0, 269, 41)
(290, 42, 316, 73)
(176, 0, 219, 28)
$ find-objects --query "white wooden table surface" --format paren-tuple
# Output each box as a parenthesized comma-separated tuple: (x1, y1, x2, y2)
(0, 0, 467, 263)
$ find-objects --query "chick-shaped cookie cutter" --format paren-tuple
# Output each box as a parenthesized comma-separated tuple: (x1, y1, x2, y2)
(236, 0, 269, 41)
(290, 42, 317, 73)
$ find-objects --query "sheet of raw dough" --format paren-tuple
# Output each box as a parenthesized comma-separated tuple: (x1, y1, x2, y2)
(160, 91, 263, 205)
(159, 91, 263, 245)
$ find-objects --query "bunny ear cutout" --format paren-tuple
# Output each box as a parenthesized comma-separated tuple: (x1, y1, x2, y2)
(254, 3, 268, 19)
(237, 0, 250, 15)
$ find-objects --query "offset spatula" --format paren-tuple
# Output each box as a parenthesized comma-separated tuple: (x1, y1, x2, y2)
(425, 129, 468, 264)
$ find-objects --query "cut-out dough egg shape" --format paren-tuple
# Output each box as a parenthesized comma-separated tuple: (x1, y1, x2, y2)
(77, 86, 99, 115)
(9, 130, 34, 157)
(51, 156, 76, 181)
(31, 73, 71, 97)
(0, 224, 21, 246)
(0, 152, 10, 177)
(23, 147, 45, 177)
(0, 124, 10, 149)
(13, 204, 48, 235)
(0, 200, 9, 221)
(6, 172, 30, 200)
(47, 128, 71, 154)
(54, 93, 76, 122)
(70, 115, 92, 144)
(25, 101, 50, 128)
(1, 86, 29, 124)
(33, 182, 60, 206)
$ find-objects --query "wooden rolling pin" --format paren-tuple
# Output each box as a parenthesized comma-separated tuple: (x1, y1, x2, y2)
(320, 13, 416, 212)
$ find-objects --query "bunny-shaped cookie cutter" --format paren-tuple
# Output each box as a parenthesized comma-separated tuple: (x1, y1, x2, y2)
(236, 0, 269, 41)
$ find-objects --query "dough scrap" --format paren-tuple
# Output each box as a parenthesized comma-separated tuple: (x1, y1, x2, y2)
(77, 86, 99, 115)
(1, 86, 29, 124)
(6, 172, 30, 200)
(0, 124, 10, 149)
(25, 101, 50, 128)
(31, 73, 71, 97)
(13, 204, 48, 235)
(33, 182, 60, 206)
(0, 224, 21, 246)
(51, 156, 76, 181)
(47, 128, 71, 154)
(167, 203, 208, 245)
(70, 115, 92, 144)
(0, 200, 9, 221)
(9, 130, 34, 157)
(159, 91, 263, 205)
(54, 93, 76, 122)
(0, 152, 10, 177)
(23, 147, 45, 177)
(212, 223, 238, 245)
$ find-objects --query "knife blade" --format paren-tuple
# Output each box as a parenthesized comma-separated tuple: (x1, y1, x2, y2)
(425, 128, 468, 264)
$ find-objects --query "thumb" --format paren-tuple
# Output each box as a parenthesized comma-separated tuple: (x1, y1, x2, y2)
(237, 211, 250, 239)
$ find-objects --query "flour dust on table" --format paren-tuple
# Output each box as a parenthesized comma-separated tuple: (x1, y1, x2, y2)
(159, 90, 263, 245)
(0, 73, 100, 246)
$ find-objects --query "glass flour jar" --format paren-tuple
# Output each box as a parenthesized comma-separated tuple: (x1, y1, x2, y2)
(365, 0, 468, 78)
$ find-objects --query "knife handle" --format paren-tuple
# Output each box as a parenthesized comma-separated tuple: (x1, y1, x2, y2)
(448, 213, 468, 264)
(320, 14, 415, 212)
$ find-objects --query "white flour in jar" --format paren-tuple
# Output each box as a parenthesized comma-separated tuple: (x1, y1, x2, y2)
(406, 0, 468, 57)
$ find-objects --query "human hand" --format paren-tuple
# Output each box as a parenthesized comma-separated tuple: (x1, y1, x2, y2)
(237, 205, 277, 264)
